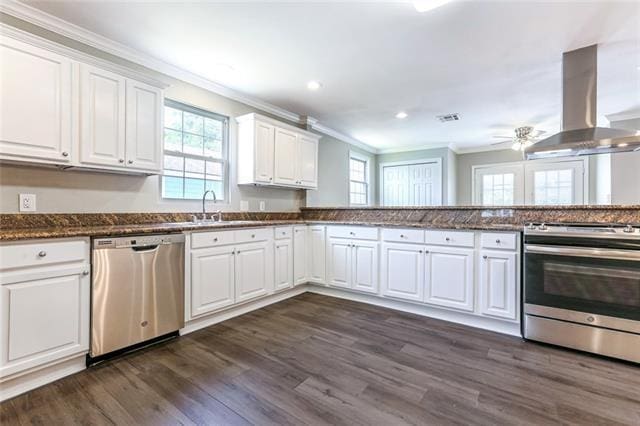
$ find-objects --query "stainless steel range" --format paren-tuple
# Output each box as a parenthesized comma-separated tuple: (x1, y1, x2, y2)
(523, 223, 640, 363)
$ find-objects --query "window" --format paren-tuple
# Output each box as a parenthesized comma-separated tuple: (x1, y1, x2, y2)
(473, 159, 586, 206)
(162, 100, 228, 200)
(380, 159, 442, 206)
(349, 154, 369, 205)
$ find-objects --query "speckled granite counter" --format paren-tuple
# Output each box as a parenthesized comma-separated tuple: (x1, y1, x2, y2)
(1, 206, 638, 241)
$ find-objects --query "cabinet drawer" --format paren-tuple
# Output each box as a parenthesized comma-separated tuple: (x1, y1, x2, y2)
(480, 232, 517, 250)
(275, 226, 293, 239)
(382, 228, 424, 244)
(0, 239, 88, 271)
(425, 230, 474, 248)
(235, 227, 272, 244)
(191, 230, 235, 249)
(327, 226, 378, 241)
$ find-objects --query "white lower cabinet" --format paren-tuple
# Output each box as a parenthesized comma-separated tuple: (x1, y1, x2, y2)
(235, 241, 271, 303)
(381, 243, 425, 302)
(327, 237, 379, 294)
(274, 239, 294, 291)
(307, 226, 326, 284)
(479, 250, 517, 320)
(0, 238, 90, 380)
(293, 226, 307, 286)
(425, 247, 475, 312)
(190, 246, 235, 317)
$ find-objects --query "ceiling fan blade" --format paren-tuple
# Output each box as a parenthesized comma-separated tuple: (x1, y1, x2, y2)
(491, 141, 513, 147)
(492, 136, 513, 139)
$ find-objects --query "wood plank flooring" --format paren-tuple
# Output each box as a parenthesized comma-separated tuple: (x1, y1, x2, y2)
(2, 293, 639, 425)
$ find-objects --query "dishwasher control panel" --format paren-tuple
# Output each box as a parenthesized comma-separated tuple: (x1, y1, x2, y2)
(93, 233, 185, 249)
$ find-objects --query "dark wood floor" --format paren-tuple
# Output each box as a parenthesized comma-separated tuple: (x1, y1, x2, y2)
(2, 293, 639, 425)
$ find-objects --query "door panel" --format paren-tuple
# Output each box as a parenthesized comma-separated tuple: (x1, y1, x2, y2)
(0, 36, 73, 163)
(274, 239, 293, 291)
(327, 238, 351, 289)
(381, 243, 425, 302)
(308, 226, 326, 284)
(425, 247, 474, 311)
(352, 241, 378, 294)
(293, 226, 307, 285)
(235, 241, 270, 303)
(255, 121, 275, 183)
(480, 251, 517, 320)
(125, 79, 162, 172)
(273, 128, 298, 185)
(80, 64, 126, 167)
(191, 247, 235, 317)
(297, 136, 318, 187)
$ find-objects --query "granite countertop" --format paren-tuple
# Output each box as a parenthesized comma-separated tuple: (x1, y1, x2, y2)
(0, 219, 524, 241)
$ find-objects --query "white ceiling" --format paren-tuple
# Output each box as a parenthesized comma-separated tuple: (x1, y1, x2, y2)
(21, 0, 640, 152)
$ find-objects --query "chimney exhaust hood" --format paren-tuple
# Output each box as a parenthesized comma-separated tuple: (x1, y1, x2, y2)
(525, 44, 640, 160)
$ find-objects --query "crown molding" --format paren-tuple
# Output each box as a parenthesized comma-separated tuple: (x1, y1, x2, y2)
(376, 142, 454, 155)
(453, 144, 517, 155)
(1, 0, 379, 153)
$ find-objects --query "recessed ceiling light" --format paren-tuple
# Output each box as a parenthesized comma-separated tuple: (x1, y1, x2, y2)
(395, 111, 408, 119)
(413, 0, 453, 13)
(307, 80, 322, 91)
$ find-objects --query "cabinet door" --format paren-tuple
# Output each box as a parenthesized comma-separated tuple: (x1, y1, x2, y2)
(80, 64, 127, 167)
(352, 241, 378, 294)
(381, 243, 425, 302)
(479, 251, 517, 320)
(425, 247, 474, 311)
(307, 226, 326, 284)
(125, 79, 162, 172)
(0, 268, 89, 378)
(191, 246, 235, 317)
(273, 127, 298, 185)
(293, 226, 307, 286)
(296, 135, 318, 188)
(0, 36, 72, 163)
(327, 237, 351, 289)
(254, 121, 275, 183)
(274, 239, 293, 291)
(235, 241, 271, 303)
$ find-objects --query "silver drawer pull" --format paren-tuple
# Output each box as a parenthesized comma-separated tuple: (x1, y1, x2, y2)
(38, 251, 47, 258)
(400, 234, 405, 238)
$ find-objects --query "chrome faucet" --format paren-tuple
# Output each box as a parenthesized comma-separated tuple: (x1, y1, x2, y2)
(201, 190, 220, 221)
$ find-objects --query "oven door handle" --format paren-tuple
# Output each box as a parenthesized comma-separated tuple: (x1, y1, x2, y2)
(525, 244, 640, 261)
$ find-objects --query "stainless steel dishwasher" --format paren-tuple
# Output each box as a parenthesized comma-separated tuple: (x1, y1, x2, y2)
(90, 234, 185, 362)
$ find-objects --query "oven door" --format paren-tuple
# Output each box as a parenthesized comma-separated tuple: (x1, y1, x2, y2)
(524, 244, 640, 329)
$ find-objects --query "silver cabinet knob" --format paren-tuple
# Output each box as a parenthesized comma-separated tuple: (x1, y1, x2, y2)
(587, 316, 595, 323)
(350, 232, 355, 236)
(269, 177, 273, 181)
(445, 237, 451, 242)
(128, 160, 133, 164)
(62, 151, 69, 157)
(82, 270, 90, 276)
(419, 249, 423, 253)
(38, 251, 47, 257)
(495, 239, 501, 244)
(483, 255, 488, 259)
(213, 237, 218, 242)
(251, 234, 255, 238)
(282, 231, 286, 235)
(424, 250, 429, 254)
(119, 159, 124, 163)
(400, 234, 405, 238)
(237, 250, 241, 254)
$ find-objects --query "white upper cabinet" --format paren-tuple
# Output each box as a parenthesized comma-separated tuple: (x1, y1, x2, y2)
(80, 64, 127, 168)
(125, 79, 162, 172)
(237, 113, 320, 189)
(0, 36, 73, 164)
(0, 33, 164, 174)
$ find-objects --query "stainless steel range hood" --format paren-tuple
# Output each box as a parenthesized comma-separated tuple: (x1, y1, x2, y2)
(525, 44, 640, 160)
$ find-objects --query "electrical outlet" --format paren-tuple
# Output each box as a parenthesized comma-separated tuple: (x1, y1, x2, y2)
(240, 200, 249, 212)
(19, 194, 36, 212)
(259, 201, 266, 211)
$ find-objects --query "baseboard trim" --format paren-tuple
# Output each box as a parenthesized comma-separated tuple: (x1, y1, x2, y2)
(307, 285, 522, 337)
(0, 355, 86, 402)
(180, 285, 308, 335)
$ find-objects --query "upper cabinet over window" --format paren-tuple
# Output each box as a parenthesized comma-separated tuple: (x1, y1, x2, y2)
(237, 113, 320, 190)
(0, 32, 165, 175)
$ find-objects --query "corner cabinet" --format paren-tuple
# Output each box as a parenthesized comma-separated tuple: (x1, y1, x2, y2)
(237, 113, 319, 189)
(0, 32, 165, 174)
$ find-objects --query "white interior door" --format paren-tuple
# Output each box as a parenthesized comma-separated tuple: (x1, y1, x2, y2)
(382, 165, 409, 206)
(0, 36, 73, 163)
(382, 160, 442, 206)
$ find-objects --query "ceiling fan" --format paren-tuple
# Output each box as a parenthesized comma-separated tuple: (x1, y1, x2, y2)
(492, 126, 546, 151)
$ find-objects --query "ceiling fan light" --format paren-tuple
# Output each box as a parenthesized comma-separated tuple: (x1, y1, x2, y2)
(511, 142, 522, 151)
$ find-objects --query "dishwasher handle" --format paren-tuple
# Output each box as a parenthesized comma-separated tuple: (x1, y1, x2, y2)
(131, 245, 160, 252)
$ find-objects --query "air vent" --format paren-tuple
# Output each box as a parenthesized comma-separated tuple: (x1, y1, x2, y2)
(437, 113, 460, 122)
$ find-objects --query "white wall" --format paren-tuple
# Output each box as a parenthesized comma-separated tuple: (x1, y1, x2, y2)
(609, 118, 640, 205)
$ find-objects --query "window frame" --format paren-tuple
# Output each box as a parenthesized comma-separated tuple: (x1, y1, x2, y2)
(472, 157, 588, 206)
(349, 151, 371, 206)
(161, 99, 229, 202)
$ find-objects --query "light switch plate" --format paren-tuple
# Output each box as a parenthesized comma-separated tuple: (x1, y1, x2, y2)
(19, 194, 36, 212)
(259, 201, 266, 211)
(240, 200, 249, 212)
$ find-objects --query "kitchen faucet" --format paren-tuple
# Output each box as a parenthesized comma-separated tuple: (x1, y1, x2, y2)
(201, 190, 222, 221)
